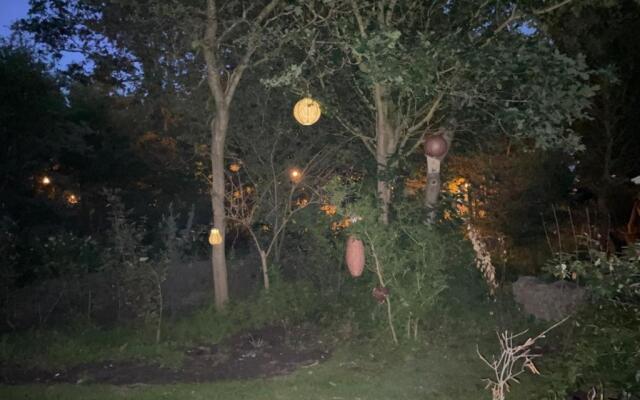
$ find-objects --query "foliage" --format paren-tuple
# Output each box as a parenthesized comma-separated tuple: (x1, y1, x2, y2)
(324, 176, 471, 342)
(541, 0, 640, 236)
(544, 241, 640, 306)
(538, 242, 640, 397)
(102, 190, 168, 342)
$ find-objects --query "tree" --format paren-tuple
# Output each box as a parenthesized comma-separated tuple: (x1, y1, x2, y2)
(271, 0, 594, 224)
(540, 0, 640, 243)
(19, 0, 303, 309)
(198, 0, 288, 309)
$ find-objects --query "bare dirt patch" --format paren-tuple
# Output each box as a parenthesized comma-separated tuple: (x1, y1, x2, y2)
(0, 325, 331, 385)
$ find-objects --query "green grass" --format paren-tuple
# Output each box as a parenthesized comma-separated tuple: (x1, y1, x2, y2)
(0, 306, 242, 370)
(0, 289, 565, 400)
(0, 334, 494, 400)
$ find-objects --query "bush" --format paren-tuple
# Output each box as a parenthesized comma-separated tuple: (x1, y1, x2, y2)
(538, 241, 640, 398)
(323, 177, 473, 343)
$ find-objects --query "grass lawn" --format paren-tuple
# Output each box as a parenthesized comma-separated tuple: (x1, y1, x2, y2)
(0, 339, 493, 400)
(0, 302, 557, 400)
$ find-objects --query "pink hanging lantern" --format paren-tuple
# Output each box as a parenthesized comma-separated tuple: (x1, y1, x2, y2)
(345, 236, 365, 277)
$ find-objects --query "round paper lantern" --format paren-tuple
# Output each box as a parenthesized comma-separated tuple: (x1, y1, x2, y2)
(293, 97, 321, 126)
(345, 236, 365, 277)
(424, 135, 448, 158)
(208, 228, 222, 245)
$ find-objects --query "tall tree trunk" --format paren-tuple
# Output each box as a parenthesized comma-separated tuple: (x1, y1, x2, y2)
(202, 0, 282, 309)
(210, 109, 229, 310)
(374, 84, 396, 225)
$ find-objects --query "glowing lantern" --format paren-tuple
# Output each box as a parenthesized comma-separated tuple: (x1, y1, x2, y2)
(423, 135, 448, 158)
(208, 228, 222, 245)
(290, 168, 302, 183)
(345, 236, 365, 277)
(41, 176, 51, 185)
(229, 163, 241, 172)
(66, 193, 79, 205)
(293, 97, 321, 126)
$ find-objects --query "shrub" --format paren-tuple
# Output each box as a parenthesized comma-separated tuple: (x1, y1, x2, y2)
(539, 241, 640, 398)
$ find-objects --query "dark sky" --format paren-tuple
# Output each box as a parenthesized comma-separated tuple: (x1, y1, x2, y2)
(1, 0, 86, 67)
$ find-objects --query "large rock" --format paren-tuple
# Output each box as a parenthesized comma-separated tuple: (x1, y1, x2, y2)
(512, 276, 588, 321)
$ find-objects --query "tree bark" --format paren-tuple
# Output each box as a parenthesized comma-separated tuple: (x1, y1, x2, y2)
(374, 84, 397, 225)
(210, 108, 229, 310)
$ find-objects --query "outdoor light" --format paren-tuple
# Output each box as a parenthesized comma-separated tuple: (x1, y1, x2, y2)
(229, 163, 241, 172)
(293, 97, 321, 126)
(66, 193, 79, 205)
(208, 228, 223, 245)
(290, 168, 302, 183)
(41, 176, 51, 185)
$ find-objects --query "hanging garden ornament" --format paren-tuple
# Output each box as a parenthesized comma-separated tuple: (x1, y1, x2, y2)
(345, 236, 365, 277)
(372, 286, 390, 304)
(293, 97, 321, 126)
(423, 134, 448, 158)
(208, 228, 222, 245)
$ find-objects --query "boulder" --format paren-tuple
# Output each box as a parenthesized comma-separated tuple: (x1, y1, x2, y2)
(512, 276, 588, 321)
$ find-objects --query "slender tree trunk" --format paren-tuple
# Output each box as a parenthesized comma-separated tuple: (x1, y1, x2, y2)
(210, 109, 229, 310)
(259, 250, 270, 290)
(374, 84, 396, 225)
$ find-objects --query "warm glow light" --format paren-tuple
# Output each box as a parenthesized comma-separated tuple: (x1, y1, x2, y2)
(229, 163, 241, 172)
(66, 193, 79, 205)
(41, 176, 51, 185)
(293, 97, 321, 126)
(290, 168, 302, 183)
(208, 228, 223, 245)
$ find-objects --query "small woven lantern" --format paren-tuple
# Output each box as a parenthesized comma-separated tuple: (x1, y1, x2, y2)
(208, 228, 222, 245)
(293, 97, 321, 126)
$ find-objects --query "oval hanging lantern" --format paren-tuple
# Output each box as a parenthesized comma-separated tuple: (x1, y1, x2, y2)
(208, 228, 223, 245)
(293, 97, 321, 126)
(424, 135, 448, 158)
(345, 236, 365, 277)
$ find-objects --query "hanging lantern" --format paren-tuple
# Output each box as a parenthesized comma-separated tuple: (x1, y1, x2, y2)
(229, 163, 241, 173)
(293, 97, 321, 126)
(289, 168, 302, 183)
(424, 135, 448, 158)
(41, 176, 51, 185)
(345, 236, 365, 277)
(208, 228, 223, 245)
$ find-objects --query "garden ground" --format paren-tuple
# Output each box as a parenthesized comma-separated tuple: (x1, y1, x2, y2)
(0, 297, 558, 400)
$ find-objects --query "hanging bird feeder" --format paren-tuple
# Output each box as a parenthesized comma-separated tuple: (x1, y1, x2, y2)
(293, 97, 321, 126)
(423, 134, 448, 158)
